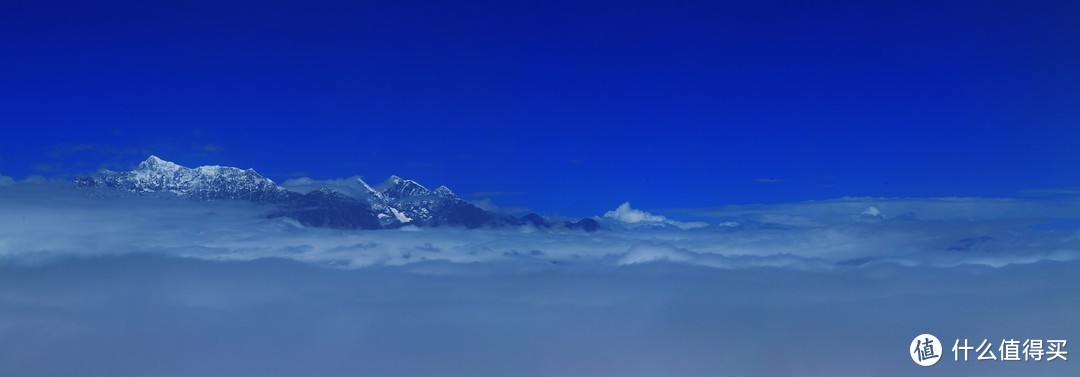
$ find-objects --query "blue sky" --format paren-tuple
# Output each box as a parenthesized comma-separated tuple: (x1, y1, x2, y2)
(1, 0, 1078, 217)
(1, 4, 1079, 373)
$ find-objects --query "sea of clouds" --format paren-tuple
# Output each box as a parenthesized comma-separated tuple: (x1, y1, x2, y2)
(1, 179, 1077, 376)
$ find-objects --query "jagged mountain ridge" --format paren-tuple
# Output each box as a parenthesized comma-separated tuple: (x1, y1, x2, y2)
(75, 156, 599, 232)
(276, 188, 384, 230)
(360, 175, 467, 224)
(75, 156, 294, 202)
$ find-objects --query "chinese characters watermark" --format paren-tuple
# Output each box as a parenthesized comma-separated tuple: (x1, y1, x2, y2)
(912, 334, 1067, 367)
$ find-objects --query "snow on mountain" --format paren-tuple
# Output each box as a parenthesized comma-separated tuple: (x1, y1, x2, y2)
(388, 207, 412, 223)
(433, 185, 455, 197)
(75, 156, 293, 202)
(356, 177, 386, 201)
(376, 175, 433, 200)
(359, 175, 476, 224)
(74, 156, 598, 232)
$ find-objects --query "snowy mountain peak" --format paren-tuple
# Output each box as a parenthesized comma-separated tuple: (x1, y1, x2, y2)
(138, 155, 183, 172)
(377, 175, 431, 200)
(309, 187, 351, 200)
(434, 185, 456, 197)
(143, 155, 167, 164)
(354, 176, 464, 224)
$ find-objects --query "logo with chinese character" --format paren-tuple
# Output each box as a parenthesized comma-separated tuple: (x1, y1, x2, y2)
(911, 334, 943, 366)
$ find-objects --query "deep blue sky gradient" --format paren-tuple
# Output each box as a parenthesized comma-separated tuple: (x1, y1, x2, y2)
(2, 0, 1078, 216)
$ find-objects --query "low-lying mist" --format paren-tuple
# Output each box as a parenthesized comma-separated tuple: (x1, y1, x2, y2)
(1, 181, 1077, 376)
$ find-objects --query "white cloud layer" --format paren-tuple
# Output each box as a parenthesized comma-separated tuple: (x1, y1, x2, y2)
(1, 182, 1078, 269)
(1, 252, 1077, 376)
(689, 195, 1080, 222)
(1, 181, 1078, 376)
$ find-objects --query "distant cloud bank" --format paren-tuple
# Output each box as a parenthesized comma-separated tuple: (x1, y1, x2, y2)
(1, 181, 1077, 270)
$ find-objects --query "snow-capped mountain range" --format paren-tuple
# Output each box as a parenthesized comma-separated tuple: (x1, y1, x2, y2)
(75, 156, 294, 202)
(75, 156, 600, 231)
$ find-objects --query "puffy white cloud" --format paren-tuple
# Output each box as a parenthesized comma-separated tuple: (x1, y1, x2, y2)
(604, 202, 668, 223)
(603, 202, 709, 230)
(860, 206, 882, 217)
